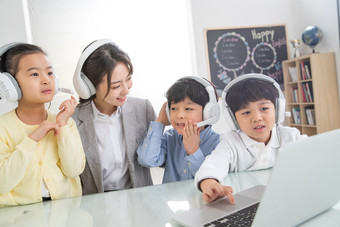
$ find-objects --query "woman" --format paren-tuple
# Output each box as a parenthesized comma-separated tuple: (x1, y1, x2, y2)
(72, 39, 156, 195)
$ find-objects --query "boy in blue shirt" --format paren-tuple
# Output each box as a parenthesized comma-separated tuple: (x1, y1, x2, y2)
(137, 76, 220, 183)
(195, 73, 307, 203)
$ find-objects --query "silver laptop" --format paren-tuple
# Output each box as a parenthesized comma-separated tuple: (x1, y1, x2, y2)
(173, 129, 340, 227)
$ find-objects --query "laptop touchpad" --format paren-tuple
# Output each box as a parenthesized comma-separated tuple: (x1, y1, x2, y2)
(207, 195, 259, 214)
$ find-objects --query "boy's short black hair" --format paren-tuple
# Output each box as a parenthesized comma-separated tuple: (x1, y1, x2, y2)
(226, 78, 279, 114)
(166, 77, 217, 109)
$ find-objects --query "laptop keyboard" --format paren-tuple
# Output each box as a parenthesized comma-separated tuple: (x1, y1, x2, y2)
(203, 202, 259, 227)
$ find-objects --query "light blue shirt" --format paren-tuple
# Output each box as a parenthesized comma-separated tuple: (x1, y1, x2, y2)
(137, 121, 220, 183)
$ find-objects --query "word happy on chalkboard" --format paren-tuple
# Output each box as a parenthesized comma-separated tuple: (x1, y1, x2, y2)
(205, 24, 288, 91)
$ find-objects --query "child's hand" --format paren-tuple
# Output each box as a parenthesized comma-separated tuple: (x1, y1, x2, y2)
(29, 120, 60, 142)
(156, 102, 170, 126)
(56, 96, 78, 127)
(183, 120, 200, 155)
(200, 178, 235, 204)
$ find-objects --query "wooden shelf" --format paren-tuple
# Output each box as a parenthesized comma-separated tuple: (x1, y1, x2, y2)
(282, 52, 340, 136)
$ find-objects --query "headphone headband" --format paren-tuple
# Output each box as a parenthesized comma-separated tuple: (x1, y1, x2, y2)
(0, 42, 25, 73)
(0, 42, 25, 58)
(76, 39, 116, 70)
(182, 76, 218, 103)
(73, 39, 117, 99)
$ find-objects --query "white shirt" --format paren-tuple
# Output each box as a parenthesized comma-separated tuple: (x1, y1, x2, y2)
(91, 102, 131, 191)
(240, 131, 277, 171)
(195, 124, 308, 189)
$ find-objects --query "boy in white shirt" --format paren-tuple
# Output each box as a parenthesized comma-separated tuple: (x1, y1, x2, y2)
(195, 73, 307, 203)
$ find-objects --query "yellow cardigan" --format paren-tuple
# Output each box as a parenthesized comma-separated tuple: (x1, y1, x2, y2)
(0, 110, 85, 206)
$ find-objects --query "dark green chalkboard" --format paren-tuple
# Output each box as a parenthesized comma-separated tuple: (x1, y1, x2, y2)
(205, 24, 289, 91)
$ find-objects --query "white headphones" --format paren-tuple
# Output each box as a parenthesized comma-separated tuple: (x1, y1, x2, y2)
(0, 42, 59, 102)
(165, 76, 221, 127)
(221, 73, 288, 131)
(73, 39, 118, 99)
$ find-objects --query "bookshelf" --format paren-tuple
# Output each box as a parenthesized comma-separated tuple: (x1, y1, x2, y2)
(282, 52, 340, 136)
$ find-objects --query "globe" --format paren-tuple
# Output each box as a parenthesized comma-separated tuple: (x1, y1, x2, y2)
(301, 25, 323, 53)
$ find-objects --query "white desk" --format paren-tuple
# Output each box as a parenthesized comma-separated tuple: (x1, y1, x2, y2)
(0, 169, 339, 227)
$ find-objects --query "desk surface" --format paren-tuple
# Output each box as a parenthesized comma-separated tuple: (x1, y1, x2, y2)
(0, 169, 339, 227)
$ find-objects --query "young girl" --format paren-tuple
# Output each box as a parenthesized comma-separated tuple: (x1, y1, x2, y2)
(72, 39, 156, 194)
(0, 43, 85, 206)
(195, 74, 307, 203)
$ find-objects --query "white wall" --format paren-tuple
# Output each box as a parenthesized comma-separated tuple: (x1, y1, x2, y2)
(0, 0, 31, 45)
(1, 0, 193, 116)
(290, 0, 340, 92)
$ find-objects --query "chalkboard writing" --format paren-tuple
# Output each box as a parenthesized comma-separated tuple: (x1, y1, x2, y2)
(205, 24, 288, 91)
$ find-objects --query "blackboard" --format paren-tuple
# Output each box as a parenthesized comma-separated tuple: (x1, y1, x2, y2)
(205, 24, 289, 91)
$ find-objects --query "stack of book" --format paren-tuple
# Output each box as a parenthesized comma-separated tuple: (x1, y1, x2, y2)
(291, 107, 301, 124)
(292, 88, 298, 103)
(301, 82, 313, 102)
(288, 67, 298, 82)
(305, 107, 316, 125)
(300, 62, 312, 80)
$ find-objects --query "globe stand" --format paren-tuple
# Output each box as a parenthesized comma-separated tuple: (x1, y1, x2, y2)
(307, 45, 320, 54)
(310, 47, 319, 54)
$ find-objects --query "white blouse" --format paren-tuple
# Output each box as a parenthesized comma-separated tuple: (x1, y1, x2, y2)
(91, 102, 131, 191)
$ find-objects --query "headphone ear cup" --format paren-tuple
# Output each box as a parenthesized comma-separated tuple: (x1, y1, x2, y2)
(203, 102, 221, 125)
(222, 104, 239, 131)
(73, 71, 96, 99)
(81, 73, 96, 95)
(276, 97, 286, 124)
(0, 72, 22, 102)
(165, 104, 170, 123)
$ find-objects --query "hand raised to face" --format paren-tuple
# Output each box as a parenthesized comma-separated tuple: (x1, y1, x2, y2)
(56, 96, 78, 127)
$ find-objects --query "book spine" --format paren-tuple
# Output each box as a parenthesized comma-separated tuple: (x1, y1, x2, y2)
(301, 84, 307, 102)
(301, 62, 307, 80)
(292, 107, 301, 124)
(304, 62, 311, 79)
